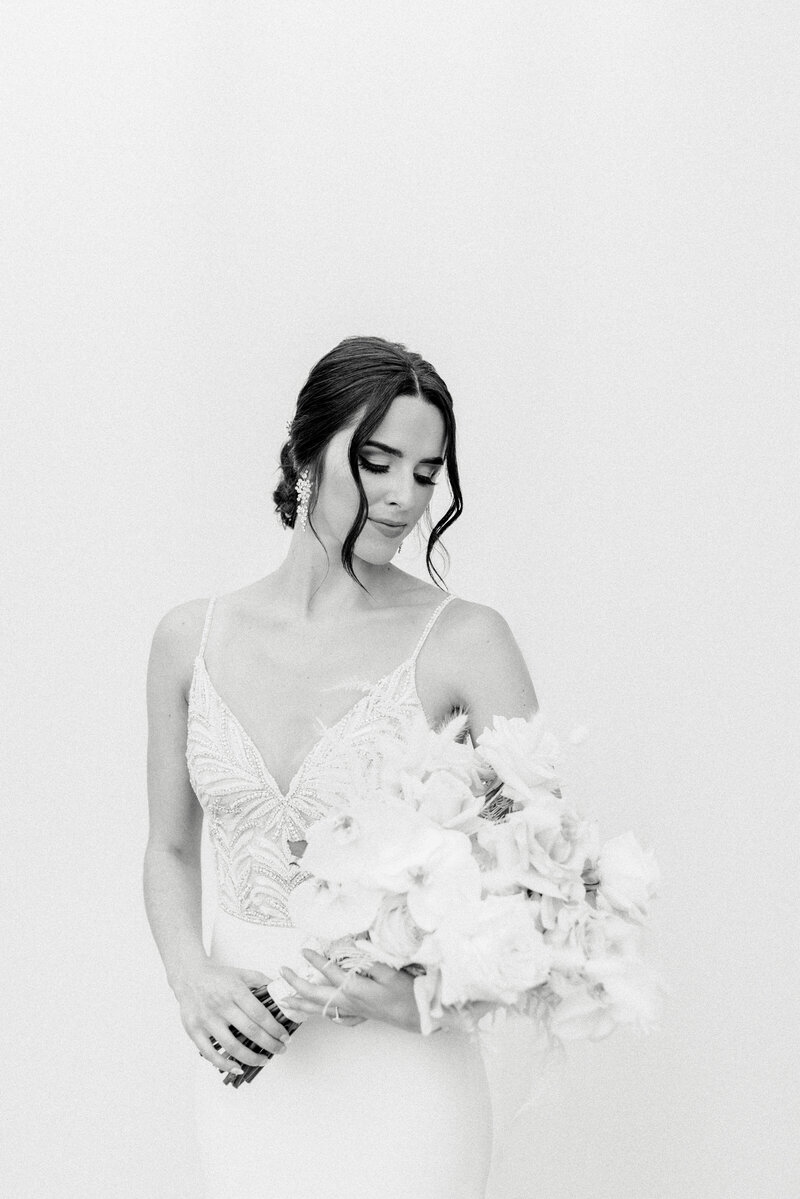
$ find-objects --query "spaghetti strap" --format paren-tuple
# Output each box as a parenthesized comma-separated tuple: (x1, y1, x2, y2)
(410, 593, 456, 663)
(197, 596, 217, 660)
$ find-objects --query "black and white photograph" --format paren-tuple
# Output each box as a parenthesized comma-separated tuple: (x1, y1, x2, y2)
(3, 4, 797, 1197)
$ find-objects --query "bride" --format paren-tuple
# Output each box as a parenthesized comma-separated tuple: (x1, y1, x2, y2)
(143, 335, 539, 1198)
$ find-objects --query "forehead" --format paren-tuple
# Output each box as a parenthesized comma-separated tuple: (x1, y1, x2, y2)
(370, 394, 445, 449)
(326, 394, 446, 464)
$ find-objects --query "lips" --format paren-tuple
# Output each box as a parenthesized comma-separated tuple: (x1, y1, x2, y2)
(369, 517, 406, 537)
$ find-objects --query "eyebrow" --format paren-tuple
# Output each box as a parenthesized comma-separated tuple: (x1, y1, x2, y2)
(362, 440, 445, 467)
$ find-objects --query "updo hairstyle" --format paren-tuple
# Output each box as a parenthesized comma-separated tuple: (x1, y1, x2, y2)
(273, 335, 462, 588)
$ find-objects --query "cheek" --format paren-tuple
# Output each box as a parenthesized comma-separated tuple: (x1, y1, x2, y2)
(410, 490, 432, 522)
(324, 455, 357, 499)
(322, 462, 371, 528)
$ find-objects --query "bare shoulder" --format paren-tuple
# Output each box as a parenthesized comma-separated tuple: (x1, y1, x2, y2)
(435, 597, 539, 731)
(439, 595, 509, 632)
(147, 596, 212, 700)
(437, 596, 520, 655)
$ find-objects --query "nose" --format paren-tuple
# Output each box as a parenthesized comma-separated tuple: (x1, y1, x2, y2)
(384, 468, 417, 510)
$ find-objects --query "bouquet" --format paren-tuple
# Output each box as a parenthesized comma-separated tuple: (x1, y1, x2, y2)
(286, 709, 662, 1045)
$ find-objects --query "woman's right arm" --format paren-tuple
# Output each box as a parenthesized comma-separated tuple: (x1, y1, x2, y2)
(143, 602, 290, 1073)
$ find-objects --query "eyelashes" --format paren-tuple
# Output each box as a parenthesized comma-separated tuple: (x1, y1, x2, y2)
(357, 458, 438, 487)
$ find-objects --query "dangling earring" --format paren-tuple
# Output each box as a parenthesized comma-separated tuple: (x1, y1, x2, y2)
(295, 468, 312, 531)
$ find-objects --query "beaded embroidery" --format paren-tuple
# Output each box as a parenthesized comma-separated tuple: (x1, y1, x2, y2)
(185, 595, 456, 926)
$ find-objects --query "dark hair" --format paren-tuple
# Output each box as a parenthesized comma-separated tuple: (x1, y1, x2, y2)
(272, 335, 463, 589)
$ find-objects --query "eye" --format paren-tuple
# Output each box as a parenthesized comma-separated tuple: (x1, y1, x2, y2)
(358, 458, 389, 475)
(358, 457, 439, 487)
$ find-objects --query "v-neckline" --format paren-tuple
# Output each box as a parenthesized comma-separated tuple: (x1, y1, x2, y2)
(192, 653, 419, 801)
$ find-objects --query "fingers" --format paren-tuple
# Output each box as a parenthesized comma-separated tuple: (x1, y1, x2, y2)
(276, 994, 321, 1018)
(235, 986, 292, 1043)
(189, 1021, 251, 1079)
(279, 966, 338, 1007)
(205, 1015, 287, 1069)
(239, 969, 274, 991)
(181, 963, 298, 1075)
(229, 1001, 291, 1056)
(300, 948, 350, 985)
(279, 994, 364, 1026)
(191, 1025, 246, 1075)
(278, 965, 362, 1023)
(293, 951, 375, 1003)
(361, 960, 397, 985)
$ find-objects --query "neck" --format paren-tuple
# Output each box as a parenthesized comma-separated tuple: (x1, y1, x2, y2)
(270, 525, 397, 617)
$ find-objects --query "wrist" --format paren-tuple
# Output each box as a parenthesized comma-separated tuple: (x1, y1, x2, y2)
(167, 948, 210, 997)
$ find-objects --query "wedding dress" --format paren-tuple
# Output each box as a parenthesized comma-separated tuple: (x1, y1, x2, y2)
(185, 593, 495, 1199)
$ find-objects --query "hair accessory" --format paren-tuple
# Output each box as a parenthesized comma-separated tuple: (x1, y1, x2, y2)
(295, 468, 312, 531)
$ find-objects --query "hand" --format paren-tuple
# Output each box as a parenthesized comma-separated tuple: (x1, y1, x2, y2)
(173, 960, 291, 1074)
(279, 949, 422, 1033)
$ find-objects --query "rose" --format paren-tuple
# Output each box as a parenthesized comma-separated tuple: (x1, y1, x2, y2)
(365, 895, 426, 968)
(545, 902, 639, 978)
(542, 810, 599, 873)
(596, 831, 660, 923)
(415, 893, 552, 1009)
(520, 805, 598, 898)
(477, 806, 596, 901)
(408, 770, 485, 831)
(475, 713, 563, 806)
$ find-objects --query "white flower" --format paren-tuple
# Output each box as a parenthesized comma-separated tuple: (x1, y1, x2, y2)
(416, 893, 552, 1008)
(405, 833, 483, 932)
(547, 982, 618, 1041)
(378, 709, 480, 798)
(539, 898, 660, 1043)
(548, 968, 661, 1041)
(476, 811, 530, 882)
(477, 805, 597, 901)
(536, 892, 570, 932)
(521, 805, 599, 897)
(409, 770, 485, 831)
(546, 902, 639, 978)
(287, 877, 383, 941)
(596, 831, 660, 923)
(366, 895, 426, 968)
(475, 713, 563, 806)
(302, 800, 444, 893)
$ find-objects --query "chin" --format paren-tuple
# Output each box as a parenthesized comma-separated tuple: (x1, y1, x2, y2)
(352, 543, 399, 567)
(349, 529, 403, 567)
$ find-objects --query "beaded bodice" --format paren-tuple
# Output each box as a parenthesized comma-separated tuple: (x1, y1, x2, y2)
(185, 594, 456, 926)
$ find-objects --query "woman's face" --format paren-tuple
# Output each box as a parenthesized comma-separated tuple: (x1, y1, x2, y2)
(311, 394, 446, 563)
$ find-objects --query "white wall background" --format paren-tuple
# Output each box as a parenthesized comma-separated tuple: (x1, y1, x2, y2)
(3, 3, 798, 1196)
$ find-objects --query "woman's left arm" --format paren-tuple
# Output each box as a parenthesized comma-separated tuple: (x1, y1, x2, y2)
(444, 601, 539, 741)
